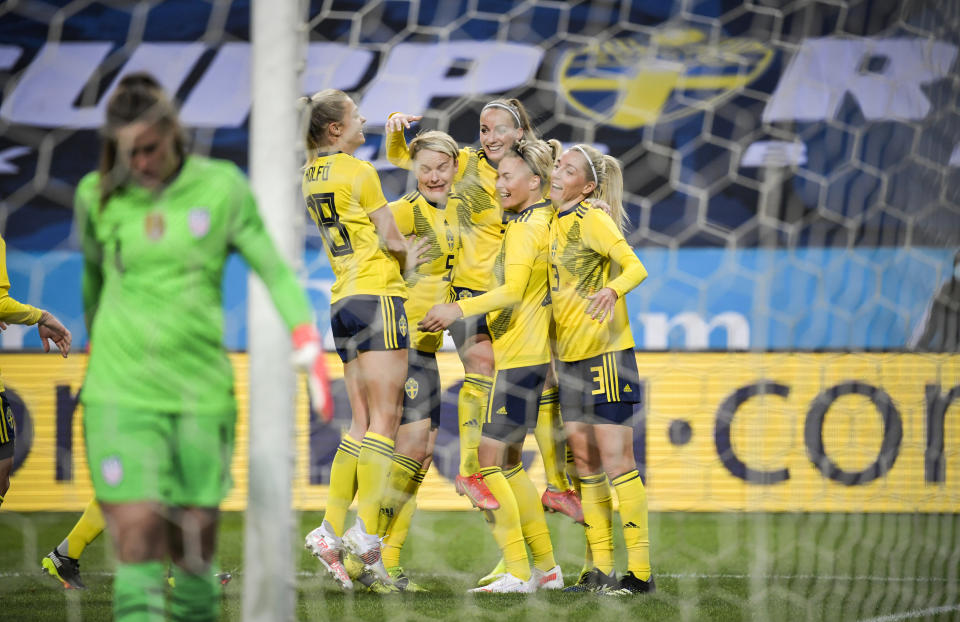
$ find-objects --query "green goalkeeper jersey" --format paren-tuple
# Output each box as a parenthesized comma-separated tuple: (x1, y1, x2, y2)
(76, 156, 313, 416)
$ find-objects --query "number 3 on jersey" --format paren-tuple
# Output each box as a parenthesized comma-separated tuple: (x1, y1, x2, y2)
(306, 192, 353, 256)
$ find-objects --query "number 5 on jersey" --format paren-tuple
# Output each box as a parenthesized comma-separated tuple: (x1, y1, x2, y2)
(306, 192, 353, 256)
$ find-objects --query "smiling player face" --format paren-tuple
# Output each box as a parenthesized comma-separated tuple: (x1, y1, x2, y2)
(479, 107, 522, 165)
(550, 149, 596, 207)
(495, 153, 539, 212)
(336, 97, 367, 154)
(414, 148, 457, 203)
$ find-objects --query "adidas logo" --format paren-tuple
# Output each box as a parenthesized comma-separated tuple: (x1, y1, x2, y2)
(380, 507, 395, 518)
(623, 521, 639, 528)
(462, 419, 479, 428)
(623, 385, 632, 392)
(496, 406, 508, 415)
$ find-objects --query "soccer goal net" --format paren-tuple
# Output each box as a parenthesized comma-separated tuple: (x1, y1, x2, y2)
(0, 0, 957, 620)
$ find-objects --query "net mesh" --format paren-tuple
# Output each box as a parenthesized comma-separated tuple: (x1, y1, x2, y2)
(0, 0, 958, 620)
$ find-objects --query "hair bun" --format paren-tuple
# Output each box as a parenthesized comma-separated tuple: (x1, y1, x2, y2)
(116, 71, 162, 91)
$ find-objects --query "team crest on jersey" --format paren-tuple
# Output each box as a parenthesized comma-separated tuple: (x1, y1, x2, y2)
(398, 315, 408, 338)
(144, 211, 165, 240)
(188, 207, 211, 238)
(101, 455, 123, 487)
(458, 289, 473, 300)
(557, 28, 772, 128)
(404, 377, 419, 399)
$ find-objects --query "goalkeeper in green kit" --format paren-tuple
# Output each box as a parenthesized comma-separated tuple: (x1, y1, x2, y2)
(75, 72, 332, 622)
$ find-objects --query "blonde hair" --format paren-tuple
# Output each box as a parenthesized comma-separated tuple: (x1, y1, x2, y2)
(408, 130, 459, 162)
(482, 97, 537, 138)
(571, 144, 626, 233)
(507, 138, 561, 192)
(300, 89, 349, 159)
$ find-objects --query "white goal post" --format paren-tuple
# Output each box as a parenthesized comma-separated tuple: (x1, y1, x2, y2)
(245, 1, 305, 620)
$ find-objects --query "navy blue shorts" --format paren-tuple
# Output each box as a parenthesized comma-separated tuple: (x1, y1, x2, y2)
(482, 363, 549, 445)
(0, 392, 15, 460)
(401, 350, 441, 429)
(447, 286, 490, 349)
(330, 295, 408, 363)
(557, 349, 641, 425)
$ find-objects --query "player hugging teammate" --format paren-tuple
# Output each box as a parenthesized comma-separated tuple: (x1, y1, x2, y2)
(304, 91, 656, 595)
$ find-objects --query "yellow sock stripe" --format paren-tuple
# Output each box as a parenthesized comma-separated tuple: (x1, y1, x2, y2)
(362, 436, 396, 455)
(413, 468, 428, 483)
(479, 466, 501, 478)
(580, 473, 608, 486)
(342, 435, 362, 451)
(464, 377, 494, 390)
(392, 454, 422, 475)
(337, 439, 360, 458)
(538, 387, 559, 406)
(502, 463, 523, 479)
(611, 470, 641, 487)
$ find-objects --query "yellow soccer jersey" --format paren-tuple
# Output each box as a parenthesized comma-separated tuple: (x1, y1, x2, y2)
(390, 190, 456, 353)
(385, 128, 503, 292)
(549, 202, 648, 362)
(457, 201, 553, 370)
(0, 235, 43, 392)
(302, 152, 406, 304)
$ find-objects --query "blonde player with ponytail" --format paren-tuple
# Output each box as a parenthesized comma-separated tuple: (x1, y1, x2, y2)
(386, 101, 578, 521)
(549, 144, 655, 595)
(420, 138, 565, 592)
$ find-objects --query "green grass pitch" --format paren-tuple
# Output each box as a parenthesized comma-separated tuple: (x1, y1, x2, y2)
(1, 511, 957, 621)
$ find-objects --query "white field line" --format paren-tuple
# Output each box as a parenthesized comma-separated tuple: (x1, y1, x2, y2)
(857, 604, 960, 622)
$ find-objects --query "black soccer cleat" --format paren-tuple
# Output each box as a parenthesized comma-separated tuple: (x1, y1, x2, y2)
(41, 550, 87, 589)
(606, 571, 655, 595)
(561, 567, 618, 593)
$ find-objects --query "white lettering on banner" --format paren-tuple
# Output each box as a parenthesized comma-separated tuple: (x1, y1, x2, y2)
(740, 141, 807, 168)
(0, 45, 22, 70)
(360, 42, 543, 123)
(639, 312, 750, 350)
(763, 38, 958, 122)
(0, 146, 31, 174)
(302, 44, 375, 95)
(0, 42, 205, 128)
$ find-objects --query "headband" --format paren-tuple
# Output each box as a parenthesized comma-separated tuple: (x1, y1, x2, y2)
(482, 102, 522, 128)
(573, 145, 598, 183)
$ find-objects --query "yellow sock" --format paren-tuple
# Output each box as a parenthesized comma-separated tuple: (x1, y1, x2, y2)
(480, 466, 530, 581)
(58, 499, 105, 559)
(566, 448, 593, 574)
(382, 466, 426, 568)
(534, 388, 568, 491)
(458, 375, 492, 476)
(580, 473, 613, 574)
(504, 463, 556, 571)
(357, 432, 395, 531)
(324, 435, 360, 536)
(612, 470, 651, 580)
(377, 454, 421, 537)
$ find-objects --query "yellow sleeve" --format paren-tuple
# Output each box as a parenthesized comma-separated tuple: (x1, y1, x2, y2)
(456, 221, 536, 317)
(581, 210, 647, 298)
(385, 113, 413, 170)
(0, 237, 43, 325)
(356, 162, 388, 214)
(390, 199, 414, 236)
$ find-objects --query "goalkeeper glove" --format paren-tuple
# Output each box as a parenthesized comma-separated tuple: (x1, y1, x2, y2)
(291, 324, 334, 422)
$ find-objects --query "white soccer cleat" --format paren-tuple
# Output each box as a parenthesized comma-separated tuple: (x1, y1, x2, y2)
(305, 520, 353, 591)
(342, 517, 390, 584)
(527, 565, 564, 591)
(468, 572, 534, 593)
